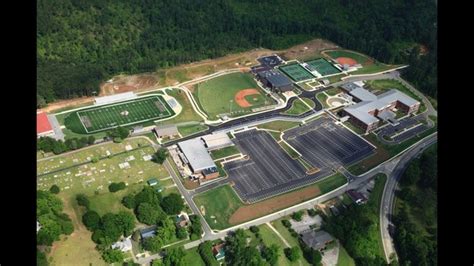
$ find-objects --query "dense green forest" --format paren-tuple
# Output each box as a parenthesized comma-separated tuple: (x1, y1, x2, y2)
(393, 144, 437, 266)
(37, 0, 437, 106)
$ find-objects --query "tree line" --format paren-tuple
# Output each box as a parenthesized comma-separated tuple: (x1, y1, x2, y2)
(37, 0, 437, 107)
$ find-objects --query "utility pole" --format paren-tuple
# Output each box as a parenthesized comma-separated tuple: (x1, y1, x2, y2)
(229, 99, 233, 114)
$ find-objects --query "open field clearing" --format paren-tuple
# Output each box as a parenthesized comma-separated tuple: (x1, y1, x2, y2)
(283, 97, 315, 115)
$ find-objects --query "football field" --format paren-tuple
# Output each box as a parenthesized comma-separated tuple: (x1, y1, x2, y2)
(70, 96, 174, 133)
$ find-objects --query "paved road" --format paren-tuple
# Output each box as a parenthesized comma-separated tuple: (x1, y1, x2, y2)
(380, 133, 437, 263)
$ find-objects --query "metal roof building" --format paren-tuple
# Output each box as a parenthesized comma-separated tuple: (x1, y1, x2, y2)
(257, 69, 293, 92)
(178, 138, 216, 173)
(155, 124, 179, 138)
(201, 133, 233, 150)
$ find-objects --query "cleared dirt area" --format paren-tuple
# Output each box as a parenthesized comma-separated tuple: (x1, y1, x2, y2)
(279, 39, 339, 61)
(100, 74, 158, 96)
(336, 57, 357, 66)
(40, 97, 94, 113)
(229, 185, 321, 225)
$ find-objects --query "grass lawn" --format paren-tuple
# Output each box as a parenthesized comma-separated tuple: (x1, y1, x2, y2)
(257, 120, 301, 132)
(283, 98, 315, 116)
(316, 93, 329, 108)
(157, 88, 204, 125)
(326, 73, 347, 84)
(365, 79, 426, 113)
(270, 219, 310, 266)
(182, 247, 206, 266)
(325, 87, 342, 96)
(337, 244, 356, 266)
(267, 130, 283, 141)
(258, 224, 304, 266)
(177, 124, 209, 137)
(370, 174, 388, 258)
(56, 113, 109, 140)
(195, 172, 347, 230)
(351, 63, 401, 75)
(326, 50, 372, 65)
(194, 72, 273, 119)
(342, 122, 365, 135)
(279, 141, 300, 159)
(193, 185, 243, 229)
(88, 183, 145, 216)
(210, 146, 241, 160)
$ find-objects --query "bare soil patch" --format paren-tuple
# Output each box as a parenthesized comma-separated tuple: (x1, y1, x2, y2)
(336, 57, 357, 66)
(100, 74, 158, 96)
(229, 185, 321, 225)
(279, 39, 339, 61)
(40, 97, 94, 113)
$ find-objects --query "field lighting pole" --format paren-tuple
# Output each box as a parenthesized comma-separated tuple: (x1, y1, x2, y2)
(230, 99, 233, 114)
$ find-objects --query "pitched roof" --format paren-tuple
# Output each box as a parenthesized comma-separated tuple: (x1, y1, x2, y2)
(37, 111, 53, 134)
(301, 230, 334, 250)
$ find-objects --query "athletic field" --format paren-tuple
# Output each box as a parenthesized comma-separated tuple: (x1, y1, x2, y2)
(305, 58, 341, 76)
(279, 63, 315, 81)
(325, 50, 371, 65)
(194, 72, 274, 119)
(64, 95, 174, 133)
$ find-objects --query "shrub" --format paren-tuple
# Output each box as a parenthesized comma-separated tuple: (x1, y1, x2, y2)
(307, 209, 317, 217)
(76, 194, 90, 209)
(282, 219, 291, 228)
(49, 185, 60, 194)
(249, 225, 259, 234)
(292, 211, 303, 221)
(109, 182, 126, 192)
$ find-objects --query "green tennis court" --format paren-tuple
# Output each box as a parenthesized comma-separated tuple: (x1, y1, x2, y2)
(305, 58, 341, 76)
(279, 63, 315, 81)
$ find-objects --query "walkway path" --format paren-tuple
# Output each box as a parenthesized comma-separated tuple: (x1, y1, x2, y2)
(266, 222, 291, 248)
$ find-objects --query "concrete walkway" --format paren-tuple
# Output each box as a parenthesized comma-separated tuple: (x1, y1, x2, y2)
(266, 222, 291, 248)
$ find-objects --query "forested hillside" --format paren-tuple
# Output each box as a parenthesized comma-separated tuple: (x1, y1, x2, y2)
(37, 0, 437, 106)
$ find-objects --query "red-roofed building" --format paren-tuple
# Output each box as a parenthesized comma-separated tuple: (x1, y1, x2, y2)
(37, 111, 54, 138)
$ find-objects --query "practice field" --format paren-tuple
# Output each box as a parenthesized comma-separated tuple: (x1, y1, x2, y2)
(64, 95, 175, 134)
(194, 72, 274, 119)
(279, 63, 315, 81)
(225, 129, 332, 203)
(305, 58, 341, 76)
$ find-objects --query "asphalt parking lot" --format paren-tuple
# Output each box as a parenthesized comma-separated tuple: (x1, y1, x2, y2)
(376, 115, 429, 142)
(283, 117, 375, 168)
(225, 129, 331, 203)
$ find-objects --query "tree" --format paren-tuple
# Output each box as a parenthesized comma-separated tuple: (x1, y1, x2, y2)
(102, 248, 124, 263)
(122, 195, 136, 209)
(49, 185, 60, 194)
(156, 218, 176, 243)
(161, 193, 184, 214)
(282, 219, 291, 228)
(143, 236, 163, 253)
(153, 148, 169, 164)
(189, 215, 203, 240)
(162, 247, 185, 266)
(249, 225, 259, 234)
(37, 249, 49, 266)
(310, 250, 322, 266)
(292, 211, 303, 222)
(76, 194, 90, 209)
(132, 230, 141, 241)
(109, 182, 126, 192)
(100, 213, 124, 244)
(116, 211, 136, 237)
(136, 203, 165, 225)
(87, 135, 96, 145)
(262, 244, 280, 265)
(284, 247, 300, 262)
(198, 241, 216, 266)
(307, 209, 317, 217)
(82, 210, 101, 230)
(176, 226, 188, 240)
(134, 186, 162, 208)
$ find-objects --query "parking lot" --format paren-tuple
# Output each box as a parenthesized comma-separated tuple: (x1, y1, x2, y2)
(283, 117, 375, 169)
(225, 129, 331, 203)
(376, 115, 429, 142)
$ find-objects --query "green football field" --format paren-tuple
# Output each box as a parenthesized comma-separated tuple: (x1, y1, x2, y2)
(305, 58, 341, 76)
(278, 63, 315, 81)
(65, 95, 174, 133)
(195, 72, 274, 119)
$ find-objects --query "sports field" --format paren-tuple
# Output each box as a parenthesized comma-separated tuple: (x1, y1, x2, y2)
(64, 95, 175, 134)
(194, 72, 274, 119)
(279, 63, 315, 81)
(325, 50, 371, 65)
(305, 58, 341, 76)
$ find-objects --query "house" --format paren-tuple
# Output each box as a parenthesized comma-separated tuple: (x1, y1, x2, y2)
(155, 124, 180, 139)
(301, 230, 335, 251)
(111, 237, 132, 252)
(175, 212, 190, 228)
(147, 178, 159, 186)
(212, 243, 226, 261)
(346, 189, 367, 205)
(140, 226, 157, 240)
